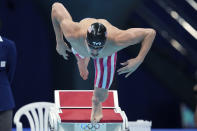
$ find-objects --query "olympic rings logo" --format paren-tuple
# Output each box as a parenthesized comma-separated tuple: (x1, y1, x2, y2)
(80, 123, 100, 131)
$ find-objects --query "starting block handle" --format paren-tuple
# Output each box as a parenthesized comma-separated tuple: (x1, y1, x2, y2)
(115, 108, 129, 131)
(49, 107, 61, 131)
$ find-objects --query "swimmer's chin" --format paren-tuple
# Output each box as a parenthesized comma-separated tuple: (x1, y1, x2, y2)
(90, 53, 99, 58)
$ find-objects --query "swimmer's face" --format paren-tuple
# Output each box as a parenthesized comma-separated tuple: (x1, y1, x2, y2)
(85, 40, 104, 58)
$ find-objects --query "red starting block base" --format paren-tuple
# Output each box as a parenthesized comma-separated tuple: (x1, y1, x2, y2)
(59, 109, 123, 123)
(51, 90, 128, 131)
(49, 90, 151, 131)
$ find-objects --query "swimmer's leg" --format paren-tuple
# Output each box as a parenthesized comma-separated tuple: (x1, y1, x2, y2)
(91, 53, 117, 123)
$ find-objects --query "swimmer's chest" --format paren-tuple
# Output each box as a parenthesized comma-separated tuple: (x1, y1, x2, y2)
(70, 38, 120, 57)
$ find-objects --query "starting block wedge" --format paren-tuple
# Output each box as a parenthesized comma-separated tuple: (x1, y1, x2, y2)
(49, 90, 151, 131)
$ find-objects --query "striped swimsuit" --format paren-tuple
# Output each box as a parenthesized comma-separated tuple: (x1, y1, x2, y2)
(72, 48, 117, 89)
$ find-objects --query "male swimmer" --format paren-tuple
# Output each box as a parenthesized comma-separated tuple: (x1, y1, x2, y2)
(51, 2, 156, 123)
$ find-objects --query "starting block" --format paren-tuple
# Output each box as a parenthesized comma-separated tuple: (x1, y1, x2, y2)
(49, 90, 151, 131)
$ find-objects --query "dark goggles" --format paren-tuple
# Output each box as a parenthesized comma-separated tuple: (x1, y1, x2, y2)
(87, 42, 104, 50)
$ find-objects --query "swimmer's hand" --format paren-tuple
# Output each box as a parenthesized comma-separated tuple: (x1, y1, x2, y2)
(56, 41, 71, 60)
(117, 58, 143, 78)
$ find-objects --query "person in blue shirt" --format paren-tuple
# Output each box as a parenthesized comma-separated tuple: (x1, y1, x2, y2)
(0, 35, 17, 131)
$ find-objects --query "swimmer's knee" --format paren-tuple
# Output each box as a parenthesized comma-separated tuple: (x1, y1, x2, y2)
(92, 96, 99, 105)
(94, 87, 108, 103)
(99, 93, 108, 102)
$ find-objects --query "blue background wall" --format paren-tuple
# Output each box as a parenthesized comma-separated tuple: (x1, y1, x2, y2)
(0, 0, 196, 128)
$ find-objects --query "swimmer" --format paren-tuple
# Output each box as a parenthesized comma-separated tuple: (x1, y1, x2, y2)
(51, 2, 156, 123)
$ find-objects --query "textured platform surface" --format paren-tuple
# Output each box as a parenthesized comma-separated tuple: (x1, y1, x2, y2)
(58, 91, 116, 108)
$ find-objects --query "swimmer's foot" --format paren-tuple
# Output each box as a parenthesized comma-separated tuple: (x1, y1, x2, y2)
(91, 102, 103, 123)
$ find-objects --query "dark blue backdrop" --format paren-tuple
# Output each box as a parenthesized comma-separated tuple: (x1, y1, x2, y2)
(1, 0, 195, 128)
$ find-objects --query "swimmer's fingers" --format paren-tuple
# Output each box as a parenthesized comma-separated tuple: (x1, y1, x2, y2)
(117, 66, 130, 75)
(118, 58, 143, 77)
(125, 71, 133, 78)
(62, 54, 68, 60)
(62, 51, 69, 60)
(66, 47, 72, 52)
(118, 66, 134, 78)
(64, 42, 72, 52)
(117, 60, 130, 74)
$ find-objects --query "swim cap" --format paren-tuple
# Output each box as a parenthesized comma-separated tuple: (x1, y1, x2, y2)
(86, 22, 107, 50)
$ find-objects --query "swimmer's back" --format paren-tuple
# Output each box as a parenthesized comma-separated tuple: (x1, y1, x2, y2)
(79, 18, 119, 39)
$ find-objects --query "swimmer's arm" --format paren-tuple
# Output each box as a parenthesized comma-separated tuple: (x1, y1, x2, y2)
(51, 2, 73, 43)
(115, 28, 156, 61)
(51, 2, 81, 59)
(114, 28, 156, 77)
